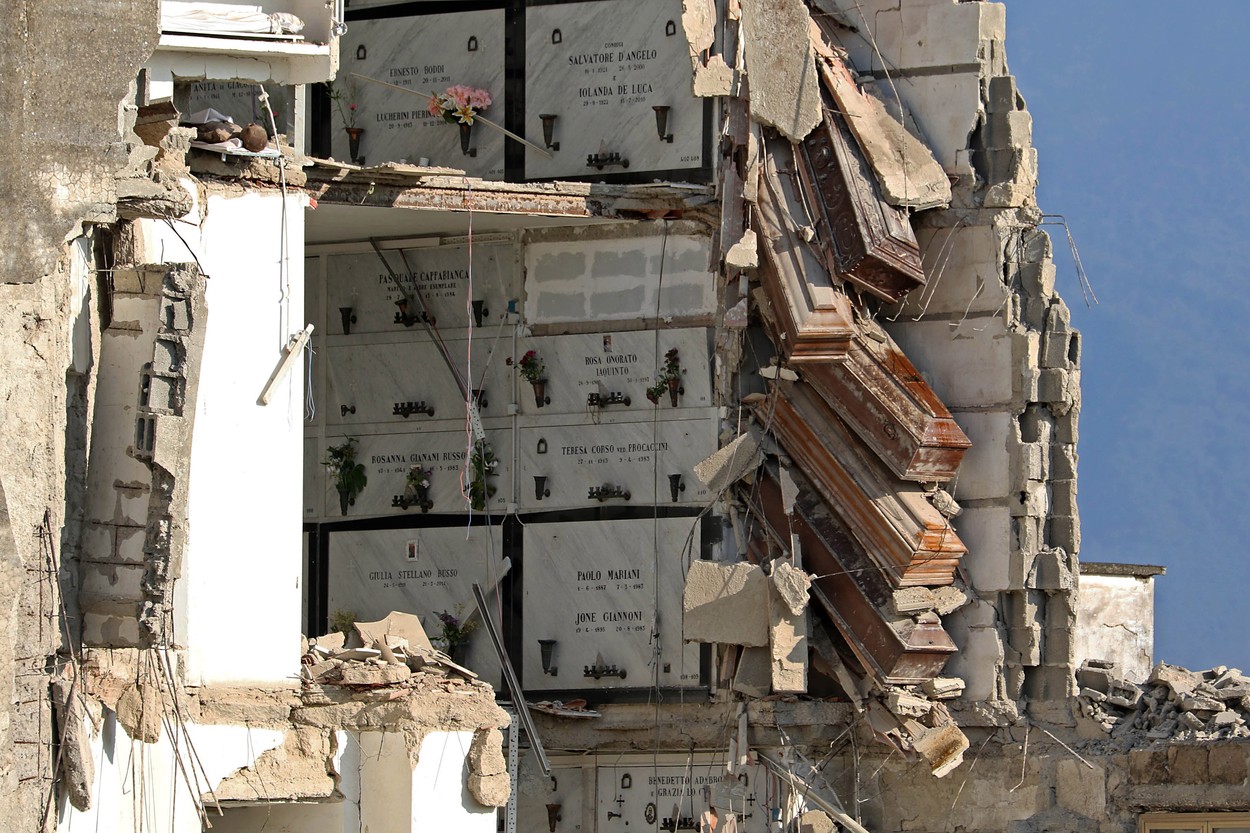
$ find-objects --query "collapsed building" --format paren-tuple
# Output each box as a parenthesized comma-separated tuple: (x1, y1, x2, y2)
(1, 1, 1247, 832)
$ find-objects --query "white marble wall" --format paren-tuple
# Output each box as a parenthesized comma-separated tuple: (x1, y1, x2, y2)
(521, 518, 701, 690)
(593, 759, 770, 833)
(333, 10, 507, 175)
(524, 0, 704, 179)
(516, 414, 716, 511)
(327, 525, 505, 682)
(324, 336, 512, 427)
(177, 80, 297, 139)
(324, 242, 519, 336)
(315, 421, 513, 520)
(510, 328, 713, 416)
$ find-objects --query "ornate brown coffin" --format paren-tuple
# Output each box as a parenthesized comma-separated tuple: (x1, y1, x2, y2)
(755, 381, 966, 587)
(750, 468, 956, 685)
(797, 88, 926, 303)
(756, 138, 857, 363)
(802, 327, 970, 483)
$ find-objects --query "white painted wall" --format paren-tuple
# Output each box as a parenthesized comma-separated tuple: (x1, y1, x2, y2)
(58, 711, 285, 833)
(1074, 573, 1157, 682)
(147, 188, 309, 686)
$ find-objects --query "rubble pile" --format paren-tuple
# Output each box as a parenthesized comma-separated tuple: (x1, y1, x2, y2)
(1076, 659, 1250, 740)
(300, 611, 485, 700)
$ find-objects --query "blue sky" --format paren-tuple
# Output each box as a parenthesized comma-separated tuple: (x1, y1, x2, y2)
(1004, 2, 1250, 672)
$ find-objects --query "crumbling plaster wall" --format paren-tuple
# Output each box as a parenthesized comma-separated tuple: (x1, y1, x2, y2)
(0, 2, 161, 829)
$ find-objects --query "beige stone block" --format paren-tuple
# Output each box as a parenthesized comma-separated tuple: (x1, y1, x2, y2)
(469, 728, 506, 776)
(682, 561, 769, 647)
(468, 772, 511, 807)
(769, 579, 806, 694)
(116, 682, 163, 744)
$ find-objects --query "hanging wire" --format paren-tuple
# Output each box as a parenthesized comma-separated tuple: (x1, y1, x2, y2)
(1039, 214, 1099, 307)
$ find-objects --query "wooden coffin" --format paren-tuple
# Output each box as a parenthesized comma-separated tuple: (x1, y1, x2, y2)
(797, 88, 926, 303)
(755, 381, 966, 587)
(751, 468, 956, 685)
(756, 138, 857, 363)
(802, 326, 970, 483)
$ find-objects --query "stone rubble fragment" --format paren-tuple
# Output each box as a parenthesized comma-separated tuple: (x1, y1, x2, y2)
(1075, 659, 1250, 742)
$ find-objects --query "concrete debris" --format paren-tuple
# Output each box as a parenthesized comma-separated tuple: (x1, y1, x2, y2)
(768, 575, 808, 693)
(798, 810, 837, 833)
(693, 55, 737, 97)
(468, 728, 507, 775)
(693, 430, 763, 494)
(468, 772, 512, 807)
(922, 677, 966, 700)
(732, 646, 773, 697)
(771, 560, 812, 615)
(886, 690, 932, 719)
(930, 489, 962, 518)
(683, 561, 770, 647)
(52, 668, 94, 811)
(1076, 660, 1250, 742)
(757, 364, 798, 382)
(739, 0, 822, 141)
(724, 229, 759, 269)
(337, 663, 412, 687)
(910, 722, 969, 778)
(353, 610, 434, 652)
(116, 681, 163, 744)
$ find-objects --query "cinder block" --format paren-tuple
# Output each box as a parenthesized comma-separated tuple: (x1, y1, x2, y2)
(1051, 444, 1079, 480)
(955, 504, 1012, 591)
(987, 75, 1021, 113)
(885, 318, 1015, 408)
(1050, 479, 1078, 517)
(1048, 515, 1081, 557)
(948, 410, 1012, 501)
(986, 110, 1033, 149)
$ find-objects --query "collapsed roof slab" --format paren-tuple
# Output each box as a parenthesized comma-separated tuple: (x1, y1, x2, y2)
(754, 381, 966, 587)
(304, 161, 716, 243)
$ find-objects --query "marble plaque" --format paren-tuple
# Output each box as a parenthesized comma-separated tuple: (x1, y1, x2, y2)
(315, 423, 513, 521)
(334, 10, 506, 175)
(595, 758, 770, 833)
(326, 525, 506, 684)
(324, 336, 512, 428)
(510, 328, 713, 417)
(521, 518, 702, 690)
(524, 0, 704, 180)
(516, 414, 716, 511)
(177, 81, 297, 140)
(324, 242, 519, 336)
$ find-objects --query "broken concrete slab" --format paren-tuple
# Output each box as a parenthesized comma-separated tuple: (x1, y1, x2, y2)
(768, 578, 807, 693)
(53, 669, 93, 811)
(725, 229, 759, 269)
(684, 561, 770, 647)
(739, 0, 821, 141)
(771, 560, 812, 615)
(693, 430, 763, 494)
(354, 611, 433, 652)
(337, 663, 411, 687)
(910, 722, 968, 778)
(468, 772, 511, 807)
(922, 677, 966, 700)
(733, 646, 773, 697)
